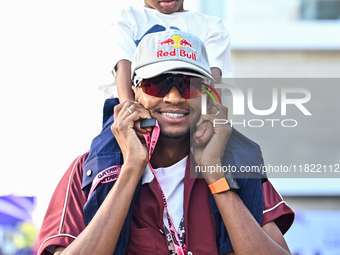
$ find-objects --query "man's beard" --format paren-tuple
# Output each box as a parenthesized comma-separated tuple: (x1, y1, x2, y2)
(159, 118, 201, 139)
(160, 127, 190, 139)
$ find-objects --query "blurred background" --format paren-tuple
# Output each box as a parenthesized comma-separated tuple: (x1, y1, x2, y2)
(0, 0, 339, 254)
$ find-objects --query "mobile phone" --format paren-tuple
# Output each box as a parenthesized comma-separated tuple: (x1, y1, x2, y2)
(140, 118, 156, 128)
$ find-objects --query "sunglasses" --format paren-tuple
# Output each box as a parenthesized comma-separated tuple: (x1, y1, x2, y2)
(138, 73, 208, 99)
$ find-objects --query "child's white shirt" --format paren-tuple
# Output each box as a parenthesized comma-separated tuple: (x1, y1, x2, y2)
(102, 6, 232, 97)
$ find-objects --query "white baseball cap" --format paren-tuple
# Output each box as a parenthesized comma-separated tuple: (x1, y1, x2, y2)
(131, 30, 214, 84)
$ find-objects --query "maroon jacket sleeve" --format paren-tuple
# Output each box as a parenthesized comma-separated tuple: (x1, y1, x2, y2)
(262, 180, 295, 235)
(37, 153, 89, 255)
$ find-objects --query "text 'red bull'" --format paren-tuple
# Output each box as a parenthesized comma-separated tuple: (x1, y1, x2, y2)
(157, 49, 196, 61)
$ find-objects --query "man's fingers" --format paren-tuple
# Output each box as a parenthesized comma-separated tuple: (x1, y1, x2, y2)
(192, 121, 213, 146)
(114, 100, 137, 120)
(192, 103, 232, 148)
(207, 105, 226, 119)
(114, 101, 151, 126)
(196, 113, 217, 128)
(221, 105, 229, 120)
(112, 101, 154, 143)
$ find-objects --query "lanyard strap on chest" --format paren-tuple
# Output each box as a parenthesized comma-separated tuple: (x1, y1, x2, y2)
(143, 120, 186, 255)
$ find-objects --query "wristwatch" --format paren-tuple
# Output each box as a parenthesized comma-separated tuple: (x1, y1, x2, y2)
(208, 172, 240, 194)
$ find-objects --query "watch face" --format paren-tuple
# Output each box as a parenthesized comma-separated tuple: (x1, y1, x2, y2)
(224, 172, 240, 190)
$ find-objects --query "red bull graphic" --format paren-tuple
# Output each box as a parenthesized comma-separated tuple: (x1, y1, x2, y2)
(157, 35, 197, 61)
(179, 38, 194, 49)
(158, 38, 175, 46)
(158, 35, 196, 51)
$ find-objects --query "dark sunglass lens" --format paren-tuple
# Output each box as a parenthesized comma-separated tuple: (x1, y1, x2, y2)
(141, 74, 169, 97)
(190, 86, 203, 98)
(141, 74, 205, 99)
(188, 77, 205, 98)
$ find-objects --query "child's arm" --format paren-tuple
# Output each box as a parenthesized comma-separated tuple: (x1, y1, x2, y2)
(116, 60, 134, 102)
(211, 67, 222, 99)
(110, 8, 138, 101)
(204, 18, 232, 79)
(211, 67, 221, 85)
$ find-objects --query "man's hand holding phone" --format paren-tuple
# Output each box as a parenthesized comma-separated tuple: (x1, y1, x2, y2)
(111, 100, 154, 174)
(191, 104, 232, 181)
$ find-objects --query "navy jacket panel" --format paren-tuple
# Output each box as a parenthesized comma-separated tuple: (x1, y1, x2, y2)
(224, 127, 267, 179)
(82, 98, 122, 192)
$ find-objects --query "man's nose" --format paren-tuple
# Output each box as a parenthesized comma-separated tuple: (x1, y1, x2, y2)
(163, 86, 186, 104)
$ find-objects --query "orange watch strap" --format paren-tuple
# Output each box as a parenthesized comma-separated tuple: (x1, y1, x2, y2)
(208, 178, 230, 194)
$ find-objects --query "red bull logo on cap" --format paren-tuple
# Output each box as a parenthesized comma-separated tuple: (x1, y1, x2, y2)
(158, 35, 195, 51)
(178, 38, 194, 49)
(158, 37, 176, 46)
(157, 35, 196, 61)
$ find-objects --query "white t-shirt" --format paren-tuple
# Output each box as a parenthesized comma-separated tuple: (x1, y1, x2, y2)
(102, 6, 232, 97)
(142, 156, 187, 231)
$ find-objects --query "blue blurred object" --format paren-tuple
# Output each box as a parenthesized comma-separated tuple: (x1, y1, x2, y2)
(285, 211, 340, 255)
(0, 195, 35, 226)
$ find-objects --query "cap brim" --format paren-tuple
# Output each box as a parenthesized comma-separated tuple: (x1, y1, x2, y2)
(134, 60, 215, 82)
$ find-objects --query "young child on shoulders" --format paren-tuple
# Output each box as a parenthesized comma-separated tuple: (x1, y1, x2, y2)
(103, 0, 232, 100)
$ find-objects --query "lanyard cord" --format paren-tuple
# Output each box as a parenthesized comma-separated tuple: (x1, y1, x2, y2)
(143, 120, 186, 255)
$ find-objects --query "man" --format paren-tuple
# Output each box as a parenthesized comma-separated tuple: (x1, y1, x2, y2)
(38, 30, 293, 255)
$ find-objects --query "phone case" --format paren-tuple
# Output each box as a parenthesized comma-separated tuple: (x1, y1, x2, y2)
(140, 118, 156, 128)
